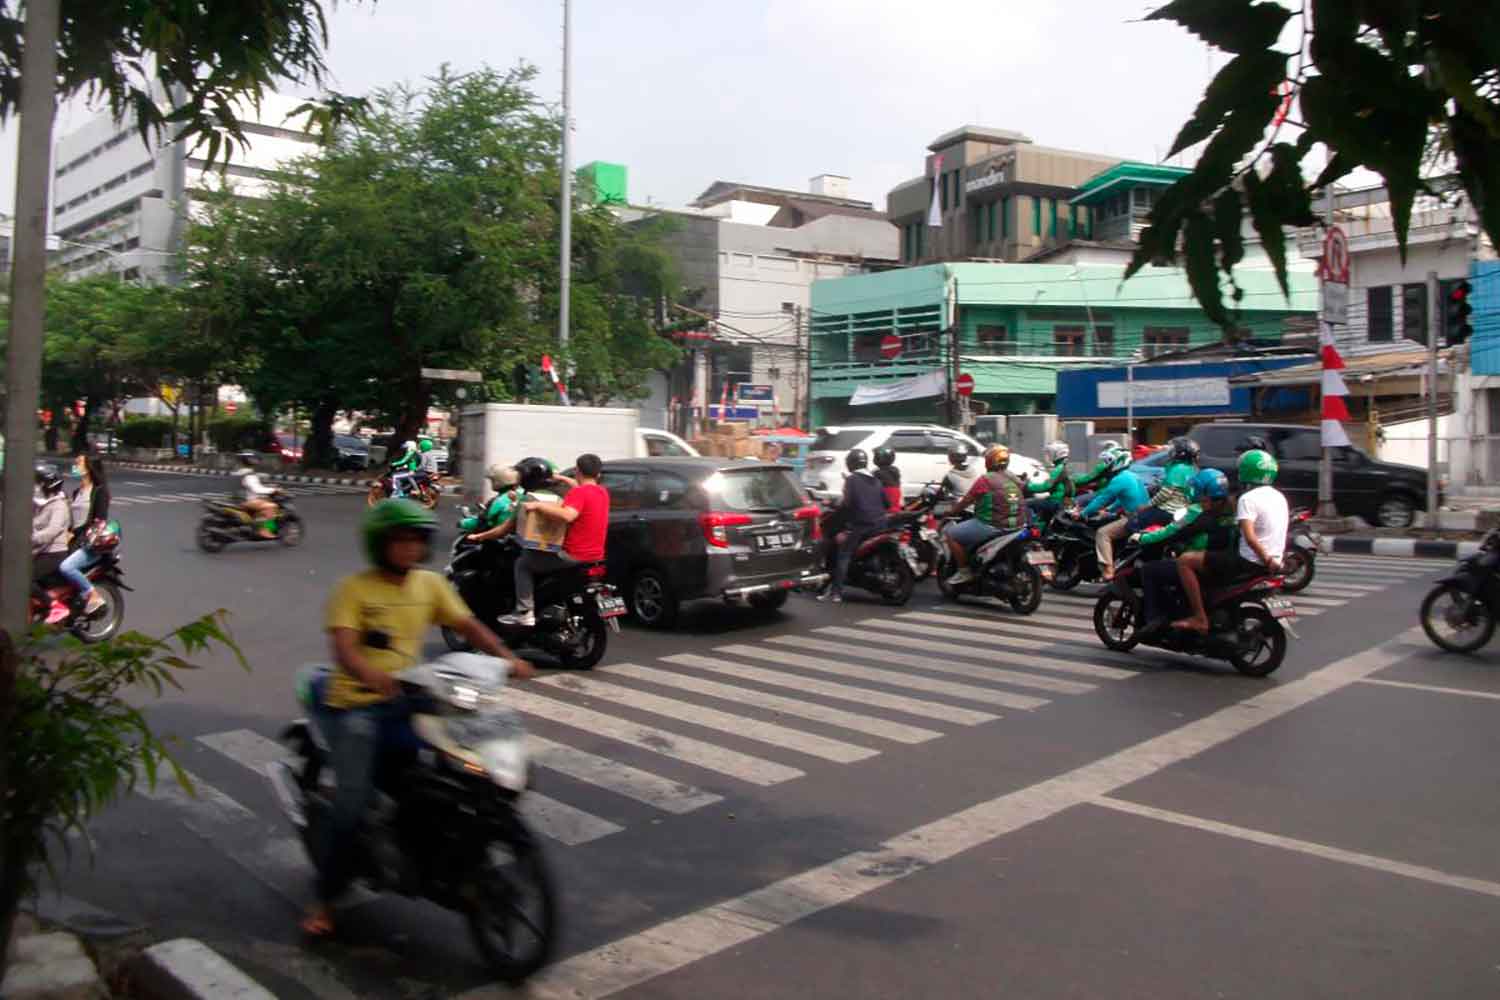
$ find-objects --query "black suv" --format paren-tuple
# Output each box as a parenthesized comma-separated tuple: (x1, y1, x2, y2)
(597, 457, 828, 628)
(1188, 422, 1433, 527)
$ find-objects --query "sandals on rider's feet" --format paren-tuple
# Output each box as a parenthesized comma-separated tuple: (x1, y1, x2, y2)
(300, 910, 335, 938)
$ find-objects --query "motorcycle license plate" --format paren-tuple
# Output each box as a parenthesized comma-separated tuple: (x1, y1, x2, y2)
(1264, 596, 1296, 619)
(1026, 549, 1055, 566)
(596, 594, 627, 618)
(756, 532, 797, 551)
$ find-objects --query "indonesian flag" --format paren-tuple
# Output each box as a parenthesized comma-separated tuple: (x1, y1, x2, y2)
(927, 154, 943, 228)
(1319, 322, 1350, 446)
(540, 354, 571, 407)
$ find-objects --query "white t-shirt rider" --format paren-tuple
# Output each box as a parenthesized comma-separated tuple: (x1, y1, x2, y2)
(1237, 485, 1289, 565)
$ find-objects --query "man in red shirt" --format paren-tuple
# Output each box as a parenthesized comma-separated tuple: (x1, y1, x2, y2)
(500, 452, 610, 627)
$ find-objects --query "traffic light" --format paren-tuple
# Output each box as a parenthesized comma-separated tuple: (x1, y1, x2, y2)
(1446, 279, 1474, 346)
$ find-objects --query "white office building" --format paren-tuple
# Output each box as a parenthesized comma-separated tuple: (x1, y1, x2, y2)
(51, 88, 319, 282)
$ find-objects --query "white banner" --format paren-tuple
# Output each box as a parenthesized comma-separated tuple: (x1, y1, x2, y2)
(927, 154, 943, 229)
(1096, 377, 1230, 410)
(850, 370, 947, 406)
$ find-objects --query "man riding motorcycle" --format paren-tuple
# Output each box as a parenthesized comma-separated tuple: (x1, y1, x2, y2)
(1173, 448, 1289, 633)
(500, 453, 608, 628)
(300, 499, 532, 939)
(1079, 447, 1148, 581)
(388, 440, 423, 498)
(235, 451, 280, 539)
(820, 448, 888, 604)
(872, 446, 902, 512)
(1131, 468, 1235, 637)
(1073, 440, 1127, 494)
(944, 444, 1028, 587)
(942, 447, 981, 499)
(1026, 440, 1074, 522)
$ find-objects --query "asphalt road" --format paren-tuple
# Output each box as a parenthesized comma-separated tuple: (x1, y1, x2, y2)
(45, 469, 1499, 999)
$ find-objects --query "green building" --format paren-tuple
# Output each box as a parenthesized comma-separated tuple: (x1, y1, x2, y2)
(808, 261, 1319, 426)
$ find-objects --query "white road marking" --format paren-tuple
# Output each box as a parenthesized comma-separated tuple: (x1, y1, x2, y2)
(854, 618, 1100, 660)
(892, 613, 1137, 679)
(607, 662, 941, 744)
(832, 622, 1099, 693)
(1302, 585, 1383, 598)
(197, 728, 290, 772)
(491, 630, 1422, 1000)
(1358, 677, 1500, 702)
(743, 638, 1047, 710)
(528, 735, 723, 814)
(1094, 796, 1500, 899)
(519, 794, 624, 846)
(506, 689, 802, 786)
(534, 675, 876, 764)
(662, 653, 997, 725)
(818, 625, 1106, 677)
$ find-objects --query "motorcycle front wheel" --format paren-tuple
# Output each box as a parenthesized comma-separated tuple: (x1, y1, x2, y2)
(466, 833, 557, 985)
(1048, 548, 1083, 591)
(1280, 547, 1314, 594)
(279, 516, 305, 547)
(1093, 591, 1140, 651)
(1009, 564, 1044, 614)
(1421, 582, 1496, 654)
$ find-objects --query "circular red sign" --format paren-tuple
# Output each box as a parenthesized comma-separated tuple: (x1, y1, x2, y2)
(955, 373, 975, 397)
(880, 334, 902, 360)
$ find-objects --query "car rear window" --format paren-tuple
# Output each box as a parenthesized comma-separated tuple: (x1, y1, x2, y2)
(705, 468, 806, 511)
(812, 429, 871, 452)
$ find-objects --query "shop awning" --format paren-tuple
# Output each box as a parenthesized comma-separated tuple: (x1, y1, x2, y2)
(1227, 347, 1445, 387)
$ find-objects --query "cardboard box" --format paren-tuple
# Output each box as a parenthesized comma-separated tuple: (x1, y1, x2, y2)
(517, 503, 567, 553)
(712, 421, 750, 439)
(731, 438, 761, 458)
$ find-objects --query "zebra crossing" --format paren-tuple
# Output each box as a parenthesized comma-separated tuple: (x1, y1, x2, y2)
(113, 484, 364, 508)
(131, 553, 1436, 904)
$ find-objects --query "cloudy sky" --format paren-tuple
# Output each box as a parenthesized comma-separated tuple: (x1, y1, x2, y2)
(3, 0, 1229, 215)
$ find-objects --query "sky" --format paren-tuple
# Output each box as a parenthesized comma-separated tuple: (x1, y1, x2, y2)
(0, 0, 1230, 217)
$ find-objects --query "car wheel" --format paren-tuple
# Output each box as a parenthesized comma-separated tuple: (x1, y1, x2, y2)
(1376, 492, 1418, 528)
(748, 590, 789, 612)
(628, 568, 679, 629)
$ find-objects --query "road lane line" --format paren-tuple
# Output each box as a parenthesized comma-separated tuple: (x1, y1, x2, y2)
(534, 674, 877, 764)
(744, 639, 1048, 710)
(1358, 677, 1500, 701)
(493, 629, 1422, 1000)
(854, 618, 1101, 659)
(892, 614, 1136, 679)
(519, 794, 624, 846)
(662, 653, 997, 725)
(527, 735, 723, 814)
(819, 625, 1108, 674)
(608, 662, 941, 744)
(505, 689, 802, 786)
(1094, 796, 1500, 899)
(197, 728, 291, 771)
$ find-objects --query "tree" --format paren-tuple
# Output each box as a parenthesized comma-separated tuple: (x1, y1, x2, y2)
(1129, 2, 1500, 329)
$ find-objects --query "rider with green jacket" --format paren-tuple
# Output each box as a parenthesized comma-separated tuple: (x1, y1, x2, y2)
(1025, 440, 1073, 522)
(1073, 441, 1126, 493)
(1132, 468, 1233, 634)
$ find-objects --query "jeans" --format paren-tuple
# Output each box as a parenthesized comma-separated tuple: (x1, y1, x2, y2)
(391, 471, 416, 497)
(832, 523, 883, 593)
(1141, 558, 1185, 625)
(514, 549, 579, 613)
(945, 517, 1004, 552)
(59, 546, 96, 596)
(313, 700, 412, 903)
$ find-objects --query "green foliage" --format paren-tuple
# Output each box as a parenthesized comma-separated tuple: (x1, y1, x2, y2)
(1132, 2, 1500, 333)
(116, 416, 174, 448)
(2, 613, 247, 899)
(206, 414, 269, 453)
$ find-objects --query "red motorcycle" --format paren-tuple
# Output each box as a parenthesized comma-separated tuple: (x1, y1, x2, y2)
(30, 543, 128, 644)
(817, 503, 922, 605)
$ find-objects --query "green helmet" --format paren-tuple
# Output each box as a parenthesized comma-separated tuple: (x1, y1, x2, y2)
(362, 498, 436, 566)
(1238, 448, 1278, 486)
(418, 438, 434, 453)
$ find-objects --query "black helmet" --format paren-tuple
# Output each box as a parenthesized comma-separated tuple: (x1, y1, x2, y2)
(872, 446, 896, 468)
(845, 449, 869, 472)
(1237, 434, 1271, 455)
(236, 450, 259, 468)
(948, 448, 970, 470)
(34, 463, 63, 494)
(515, 456, 552, 492)
(1168, 436, 1200, 464)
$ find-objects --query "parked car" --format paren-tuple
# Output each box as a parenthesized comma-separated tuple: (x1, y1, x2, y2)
(596, 457, 827, 628)
(802, 424, 1043, 499)
(1187, 422, 1434, 528)
(267, 433, 304, 466)
(638, 428, 700, 458)
(333, 434, 370, 471)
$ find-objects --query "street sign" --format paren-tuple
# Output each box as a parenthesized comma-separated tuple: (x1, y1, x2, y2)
(880, 334, 902, 360)
(737, 383, 774, 402)
(420, 367, 483, 383)
(955, 372, 975, 397)
(1321, 282, 1349, 324)
(1319, 225, 1350, 324)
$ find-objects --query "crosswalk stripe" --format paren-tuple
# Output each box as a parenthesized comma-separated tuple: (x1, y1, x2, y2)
(506, 688, 803, 786)
(748, 638, 1049, 710)
(534, 675, 876, 764)
(527, 735, 722, 814)
(918, 606, 1095, 632)
(662, 654, 998, 725)
(519, 795, 624, 846)
(197, 728, 290, 771)
(821, 624, 1104, 669)
(607, 662, 942, 744)
(1302, 585, 1378, 598)
(1279, 594, 1346, 607)
(828, 623, 1099, 693)
(893, 614, 1136, 679)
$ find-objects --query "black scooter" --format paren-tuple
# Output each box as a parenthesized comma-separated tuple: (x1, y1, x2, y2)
(196, 491, 305, 552)
(1420, 527, 1500, 653)
(442, 535, 622, 669)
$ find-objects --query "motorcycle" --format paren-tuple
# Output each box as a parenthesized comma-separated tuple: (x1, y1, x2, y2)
(1278, 507, 1320, 594)
(267, 654, 555, 984)
(935, 519, 1053, 614)
(1041, 508, 1113, 591)
(442, 534, 621, 669)
(196, 491, 305, 552)
(902, 485, 948, 580)
(817, 504, 921, 605)
(1420, 528, 1500, 653)
(368, 471, 441, 510)
(30, 548, 129, 643)
(1092, 545, 1295, 676)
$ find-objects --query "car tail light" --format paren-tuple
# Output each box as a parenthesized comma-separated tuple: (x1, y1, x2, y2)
(586, 564, 608, 579)
(794, 504, 822, 541)
(700, 511, 753, 548)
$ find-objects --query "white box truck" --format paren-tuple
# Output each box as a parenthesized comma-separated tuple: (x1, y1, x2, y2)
(459, 404, 639, 500)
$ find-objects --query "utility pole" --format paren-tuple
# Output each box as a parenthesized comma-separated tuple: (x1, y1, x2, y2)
(1316, 184, 1338, 520)
(1427, 270, 1441, 530)
(794, 304, 805, 429)
(1, 0, 61, 636)
(558, 0, 572, 354)
(948, 274, 961, 429)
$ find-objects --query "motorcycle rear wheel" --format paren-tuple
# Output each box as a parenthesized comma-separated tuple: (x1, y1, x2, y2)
(279, 516, 305, 547)
(466, 834, 557, 985)
(558, 615, 608, 670)
(419, 484, 441, 510)
(71, 582, 124, 644)
(1280, 547, 1314, 594)
(1228, 605, 1287, 677)
(1048, 549, 1083, 591)
(1009, 564, 1044, 614)
(880, 557, 916, 606)
(1093, 591, 1139, 651)
(1420, 582, 1496, 654)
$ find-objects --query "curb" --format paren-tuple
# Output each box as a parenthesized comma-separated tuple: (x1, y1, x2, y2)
(127, 939, 274, 1000)
(1328, 537, 1479, 560)
(111, 460, 462, 495)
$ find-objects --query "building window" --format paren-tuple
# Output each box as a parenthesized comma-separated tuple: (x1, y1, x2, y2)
(976, 324, 1014, 353)
(940, 173, 948, 212)
(952, 170, 961, 210)
(1367, 286, 1393, 342)
(1093, 325, 1115, 356)
(986, 202, 996, 244)
(1402, 282, 1427, 342)
(1143, 326, 1190, 358)
(1032, 198, 1041, 236)
(1049, 199, 1059, 238)
(1054, 326, 1086, 356)
(1000, 197, 1009, 239)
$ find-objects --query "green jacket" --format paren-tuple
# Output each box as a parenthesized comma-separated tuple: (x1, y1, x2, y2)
(391, 449, 422, 473)
(1141, 504, 1233, 552)
(1026, 463, 1074, 503)
(1074, 456, 1114, 490)
(484, 488, 520, 528)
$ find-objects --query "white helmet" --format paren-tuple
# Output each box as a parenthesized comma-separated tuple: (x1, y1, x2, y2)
(1043, 440, 1070, 464)
(403, 439, 417, 453)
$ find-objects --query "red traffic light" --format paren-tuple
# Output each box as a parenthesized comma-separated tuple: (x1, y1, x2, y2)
(1450, 281, 1471, 304)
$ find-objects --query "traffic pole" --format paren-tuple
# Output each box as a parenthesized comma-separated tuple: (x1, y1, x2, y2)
(1427, 270, 1441, 531)
(558, 0, 572, 356)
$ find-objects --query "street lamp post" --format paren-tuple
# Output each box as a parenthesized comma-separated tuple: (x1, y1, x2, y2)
(558, 0, 572, 355)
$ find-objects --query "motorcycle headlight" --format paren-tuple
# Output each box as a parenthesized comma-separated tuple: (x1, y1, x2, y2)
(477, 738, 528, 792)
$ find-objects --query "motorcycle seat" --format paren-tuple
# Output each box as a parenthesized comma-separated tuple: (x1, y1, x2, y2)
(1207, 574, 1282, 606)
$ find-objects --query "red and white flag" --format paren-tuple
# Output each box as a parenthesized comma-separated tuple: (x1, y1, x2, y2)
(540, 354, 571, 407)
(927, 154, 944, 229)
(1318, 324, 1351, 447)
